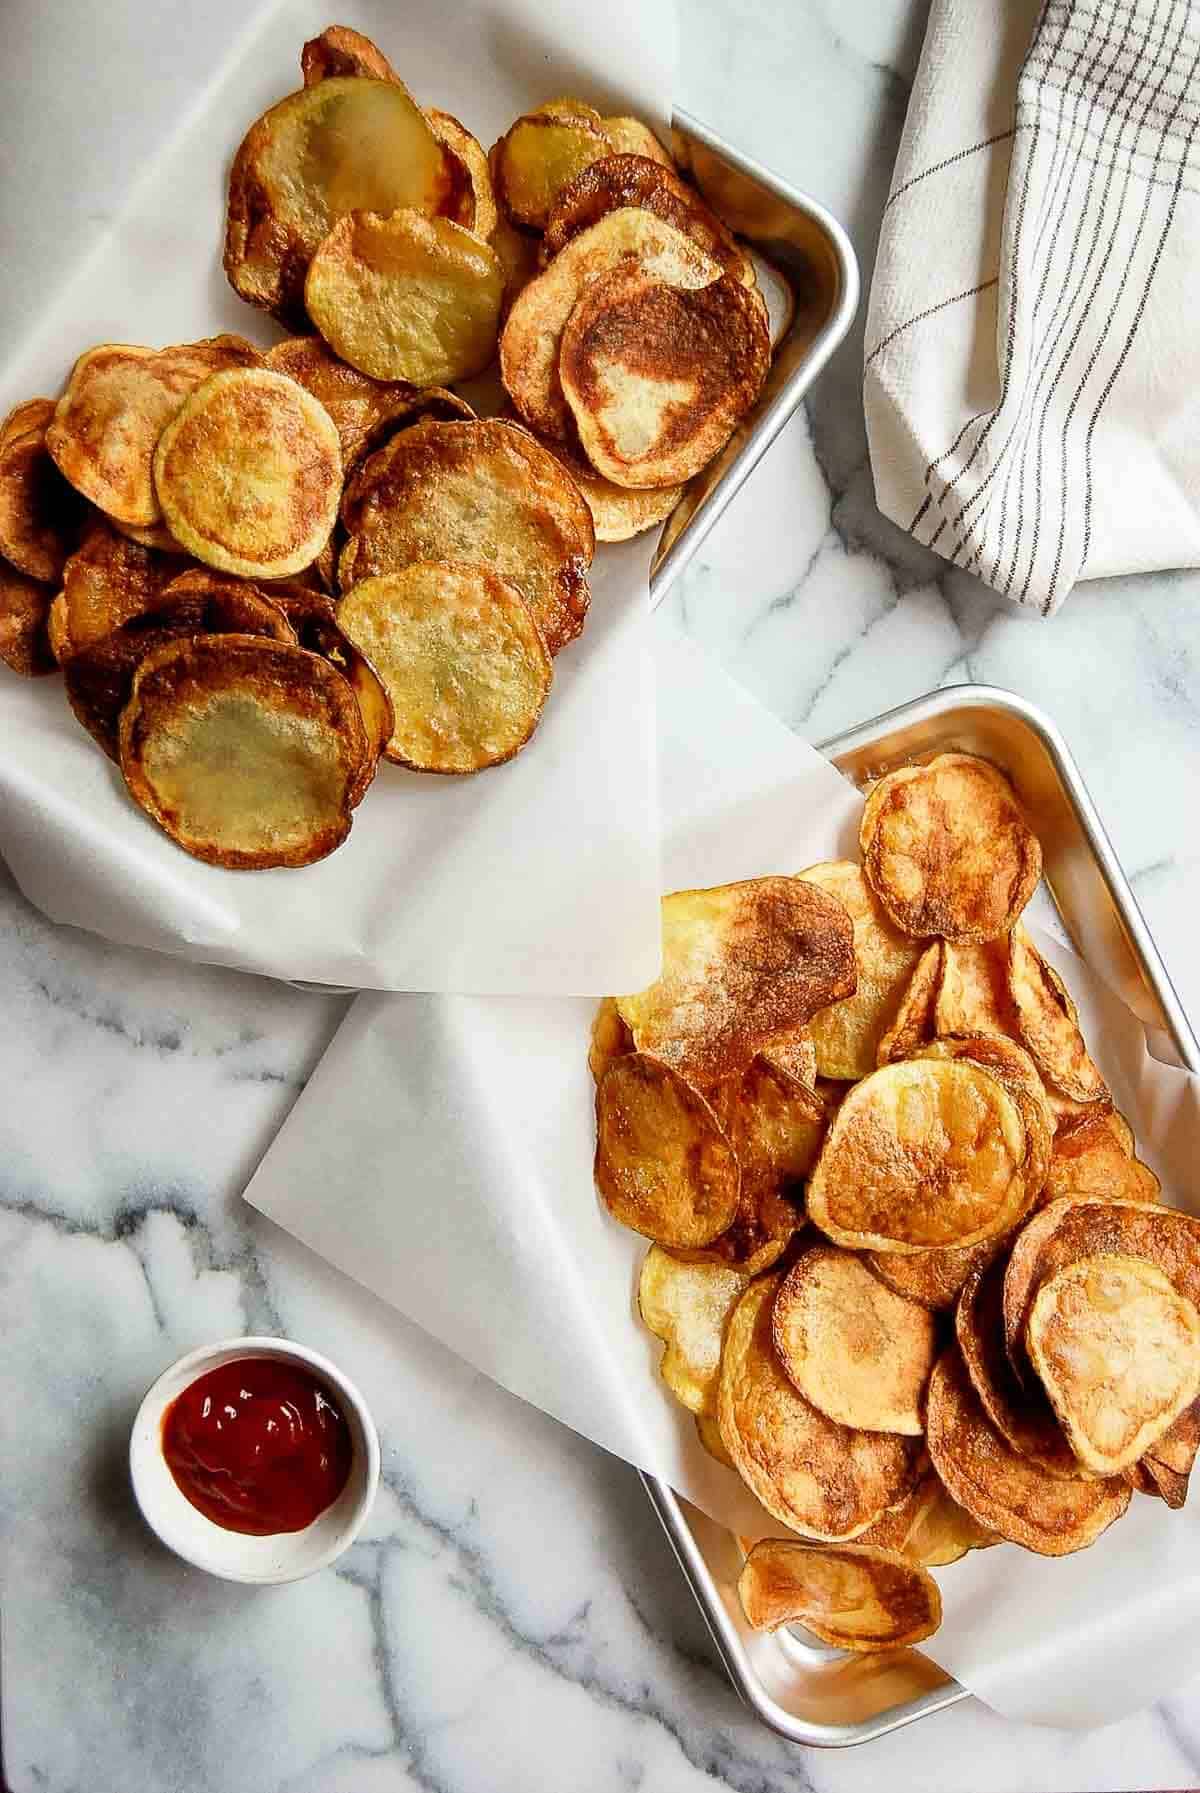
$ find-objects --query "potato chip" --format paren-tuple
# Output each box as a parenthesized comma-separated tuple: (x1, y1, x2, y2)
(1028, 1254, 1200, 1475)
(224, 77, 466, 320)
(491, 212, 541, 315)
(1008, 926, 1107, 1104)
(1144, 1399, 1200, 1507)
(866, 1236, 1005, 1313)
(601, 118, 675, 166)
(428, 110, 498, 240)
(63, 574, 296, 760)
(935, 938, 1018, 1040)
(0, 398, 82, 583)
(588, 997, 633, 1085)
(339, 418, 594, 655)
(494, 110, 612, 229)
(47, 337, 262, 529)
(300, 24, 404, 85)
(637, 1245, 746, 1416)
(264, 336, 419, 465)
(500, 208, 721, 440)
(690, 1060, 821, 1271)
(337, 562, 551, 773)
(759, 1025, 818, 1091)
(560, 265, 770, 489)
(797, 861, 926, 1080)
(0, 560, 55, 677)
(956, 1261, 1085, 1479)
(114, 518, 184, 553)
(543, 153, 749, 278)
(876, 940, 942, 1066)
(616, 877, 856, 1089)
(153, 369, 341, 580)
(119, 634, 366, 868)
(737, 1538, 941, 1649)
(915, 1034, 1054, 1211)
(925, 1347, 1130, 1554)
(595, 1053, 739, 1248)
(857, 1470, 996, 1566)
(1040, 1107, 1160, 1210)
(696, 1410, 735, 1467)
(718, 1277, 920, 1540)
(806, 1059, 1028, 1253)
(861, 753, 1042, 942)
(773, 1243, 937, 1435)
(508, 421, 682, 542)
(305, 210, 504, 386)
(50, 518, 189, 659)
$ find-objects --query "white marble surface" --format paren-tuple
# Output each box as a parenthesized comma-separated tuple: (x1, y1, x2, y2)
(6, 2, 1200, 1789)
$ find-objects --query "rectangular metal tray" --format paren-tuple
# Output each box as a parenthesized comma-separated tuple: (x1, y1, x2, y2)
(648, 110, 858, 604)
(641, 683, 1200, 1747)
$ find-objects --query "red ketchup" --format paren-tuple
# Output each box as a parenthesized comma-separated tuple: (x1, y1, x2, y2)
(161, 1358, 353, 1535)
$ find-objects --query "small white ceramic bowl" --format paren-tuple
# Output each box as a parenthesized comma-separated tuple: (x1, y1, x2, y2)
(130, 1335, 379, 1584)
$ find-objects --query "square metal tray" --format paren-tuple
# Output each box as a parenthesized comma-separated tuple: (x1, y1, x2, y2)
(641, 683, 1200, 1747)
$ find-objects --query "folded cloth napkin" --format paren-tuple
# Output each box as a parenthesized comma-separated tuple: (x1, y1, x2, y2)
(865, 0, 1200, 613)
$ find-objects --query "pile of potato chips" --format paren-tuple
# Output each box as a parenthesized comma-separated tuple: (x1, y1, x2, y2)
(0, 23, 774, 868)
(592, 751, 1200, 1654)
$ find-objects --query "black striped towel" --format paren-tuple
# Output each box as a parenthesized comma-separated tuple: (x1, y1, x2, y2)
(864, 0, 1200, 613)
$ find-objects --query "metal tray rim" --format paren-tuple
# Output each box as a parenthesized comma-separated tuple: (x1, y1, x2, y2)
(642, 677, 1200, 1749)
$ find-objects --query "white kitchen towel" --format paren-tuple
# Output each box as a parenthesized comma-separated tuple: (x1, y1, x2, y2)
(865, 0, 1200, 613)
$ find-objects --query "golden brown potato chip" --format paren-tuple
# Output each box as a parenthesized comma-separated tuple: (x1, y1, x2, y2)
(935, 938, 1019, 1040)
(797, 861, 926, 1080)
(0, 560, 55, 677)
(63, 575, 296, 760)
(1040, 1107, 1160, 1211)
(876, 940, 942, 1065)
(595, 1052, 739, 1248)
(915, 1034, 1054, 1212)
(737, 1538, 942, 1649)
(494, 110, 612, 229)
(114, 518, 184, 552)
(602, 117, 674, 166)
(925, 1347, 1130, 1554)
(119, 634, 366, 868)
(691, 1060, 821, 1272)
(1144, 1399, 1200, 1507)
(857, 1470, 997, 1566)
(491, 212, 542, 315)
(806, 1059, 1028, 1254)
(339, 418, 593, 655)
(300, 24, 403, 84)
(263, 336, 418, 465)
(696, 1410, 735, 1467)
(1007, 926, 1108, 1104)
(637, 1245, 746, 1416)
(589, 996, 633, 1085)
(305, 210, 504, 386)
(224, 77, 466, 321)
(543, 153, 749, 277)
(956, 1260, 1085, 1480)
(861, 754, 1042, 942)
(773, 1243, 937, 1435)
(500, 208, 720, 440)
(0, 398, 82, 583)
(427, 109, 498, 240)
(560, 265, 770, 489)
(153, 369, 342, 580)
(616, 877, 856, 1089)
(508, 421, 682, 542)
(1002, 1197, 1200, 1376)
(866, 1236, 1006, 1313)
(47, 337, 262, 529)
(1028, 1254, 1200, 1475)
(759, 1025, 818, 1090)
(337, 562, 551, 773)
(718, 1277, 920, 1540)
(50, 519, 189, 659)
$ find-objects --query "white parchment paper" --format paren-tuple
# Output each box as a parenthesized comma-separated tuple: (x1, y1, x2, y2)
(0, 0, 676, 993)
(245, 613, 1200, 1727)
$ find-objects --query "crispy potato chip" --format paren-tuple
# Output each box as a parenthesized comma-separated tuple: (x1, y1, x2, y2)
(861, 754, 1042, 942)
(589, 996, 633, 1085)
(602, 117, 675, 166)
(866, 1236, 1005, 1313)
(1008, 926, 1107, 1103)
(494, 110, 612, 229)
(543, 153, 749, 278)
(773, 1243, 937, 1435)
(797, 861, 926, 1080)
(305, 209, 504, 386)
(760, 1025, 818, 1090)
(533, 98, 607, 128)
(925, 1347, 1130, 1554)
(224, 77, 466, 320)
(690, 1061, 821, 1271)
(718, 1277, 920, 1540)
(806, 1059, 1028, 1254)
(1028, 1254, 1200, 1475)
(47, 337, 262, 529)
(500, 208, 720, 439)
(1144, 1398, 1200, 1507)
(857, 1470, 997, 1566)
(0, 560, 55, 677)
(637, 1245, 745, 1416)
(259, 581, 391, 805)
(337, 562, 551, 773)
(616, 877, 856, 1089)
(0, 398, 82, 582)
(300, 24, 404, 84)
(935, 938, 1019, 1040)
(1002, 1196, 1200, 1376)
(63, 575, 296, 760)
(560, 265, 770, 489)
(491, 212, 541, 315)
(956, 1261, 1085, 1479)
(876, 940, 942, 1065)
(916, 1034, 1053, 1211)
(1122, 1457, 1160, 1497)
(119, 634, 366, 868)
(339, 418, 594, 655)
(427, 109, 498, 240)
(695, 1410, 735, 1467)
(153, 369, 341, 580)
(509, 421, 682, 542)
(595, 1052, 739, 1248)
(114, 518, 184, 552)
(264, 336, 418, 465)
(50, 518, 189, 659)
(1040, 1107, 1160, 1210)
(737, 1538, 942, 1649)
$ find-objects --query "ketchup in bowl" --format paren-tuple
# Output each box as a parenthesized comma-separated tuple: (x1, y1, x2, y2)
(161, 1358, 353, 1535)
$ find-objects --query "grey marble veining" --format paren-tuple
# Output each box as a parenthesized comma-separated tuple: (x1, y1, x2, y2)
(6, 2, 1200, 1789)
